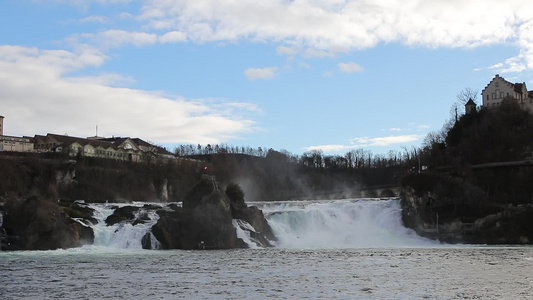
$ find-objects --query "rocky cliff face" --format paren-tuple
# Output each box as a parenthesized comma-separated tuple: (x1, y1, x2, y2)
(0, 153, 202, 204)
(400, 172, 533, 244)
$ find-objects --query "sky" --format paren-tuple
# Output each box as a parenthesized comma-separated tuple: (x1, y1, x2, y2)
(2, 0, 533, 156)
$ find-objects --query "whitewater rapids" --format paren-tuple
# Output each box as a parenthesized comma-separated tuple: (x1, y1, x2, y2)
(79, 198, 436, 249)
(254, 198, 437, 248)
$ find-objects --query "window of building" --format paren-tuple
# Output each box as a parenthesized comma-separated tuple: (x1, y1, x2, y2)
(495, 82, 499, 87)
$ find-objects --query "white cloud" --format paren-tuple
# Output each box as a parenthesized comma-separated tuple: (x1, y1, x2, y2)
(244, 67, 279, 80)
(69, 30, 159, 49)
(276, 45, 298, 56)
(0, 45, 258, 144)
(78, 15, 109, 23)
(119, 12, 134, 19)
(66, 73, 137, 87)
(305, 144, 352, 153)
(56, 0, 533, 73)
(299, 62, 311, 69)
(305, 134, 422, 153)
(338, 62, 363, 73)
(350, 135, 421, 147)
(304, 48, 335, 58)
(69, 29, 190, 49)
(159, 31, 187, 43)
(98, 30, 158, 47)
(128, 0, 533, 73)
(137, 1, 527, 51)
(417, 125, 431, 129)
(489, 63, 504, 70)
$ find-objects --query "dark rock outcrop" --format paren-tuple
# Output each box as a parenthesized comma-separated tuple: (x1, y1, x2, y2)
(152, 175, 275, 249)
(105, 206, 140, 226)
(141, 232, 152, 249)
(152, 208, 185, 249)
(1, 196, 92, 250)
(60, 201, 97, 225)
(226, 183, 276, 246)
(401, 172, 533, 244)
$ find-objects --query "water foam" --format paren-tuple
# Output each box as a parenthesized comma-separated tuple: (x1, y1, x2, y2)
(233, 219, 260, 249)
(88, 203, 161, 249)
(75, 199, 436, 250)
(257, 199, 437, 249)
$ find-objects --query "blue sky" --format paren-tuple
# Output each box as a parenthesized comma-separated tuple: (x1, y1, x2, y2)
(2, 1, 533, 155)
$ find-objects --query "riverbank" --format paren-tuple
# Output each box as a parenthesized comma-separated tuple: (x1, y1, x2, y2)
(400, 172, 533, 244)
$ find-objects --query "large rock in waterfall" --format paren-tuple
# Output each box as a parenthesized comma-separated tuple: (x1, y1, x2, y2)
(152, 175, 275, 249)
(1, 196, 94, 250)
(226, 183, 276, 246)
(180, 174, 237, 249)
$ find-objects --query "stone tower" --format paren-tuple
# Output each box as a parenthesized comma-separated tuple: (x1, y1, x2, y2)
(465, 99, 476, 114)
(0, 115, 3, 136)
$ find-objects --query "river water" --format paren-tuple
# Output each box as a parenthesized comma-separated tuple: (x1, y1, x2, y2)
(1, 199, 533, 299)
(2, 246, 533, 299)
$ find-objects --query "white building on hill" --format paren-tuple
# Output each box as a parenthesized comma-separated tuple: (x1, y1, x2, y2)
(481, 74, 533, 112)
(0, 116, 34, 152)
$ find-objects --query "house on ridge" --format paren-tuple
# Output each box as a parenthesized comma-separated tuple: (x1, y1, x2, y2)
(0, 116, 34, 152)
(34, 134, 174, 162)
(481, 74, 533, 112)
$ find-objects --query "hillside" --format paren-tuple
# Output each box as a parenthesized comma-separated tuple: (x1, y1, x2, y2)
(400, 101, 533, 244)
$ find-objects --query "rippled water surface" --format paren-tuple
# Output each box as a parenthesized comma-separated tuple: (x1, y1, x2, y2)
(2, 246, 533, 299)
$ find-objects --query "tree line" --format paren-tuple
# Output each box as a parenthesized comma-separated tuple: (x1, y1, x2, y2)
(174, 144, 420, 173)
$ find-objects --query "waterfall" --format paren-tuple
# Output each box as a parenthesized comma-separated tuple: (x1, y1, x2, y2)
(75, 198, 435, 250)
(86, 203, 161, 249)
(232, 219, 260, 249)
(255, 199, 437, 249)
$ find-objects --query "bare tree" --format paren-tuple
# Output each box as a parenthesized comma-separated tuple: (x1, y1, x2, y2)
(451, 87, 479, 121)
(456, 87, 478, 105)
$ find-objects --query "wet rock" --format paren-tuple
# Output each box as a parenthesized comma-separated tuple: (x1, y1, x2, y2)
(142, 204, 163, 210)
(141, 232, 152, 249)
(1, 196, 83, 250)
(400, 172, 533, 244)
(180, 175, 236, 249)
(68, 220, 94, 246)
(151, 207, 184, 249)
(462, 207, 533, 244)
(60, 201, 97, 225)
(152, 176, 274, 249)
(226, 183, 276, 246)
(105, 206, 139, 226)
